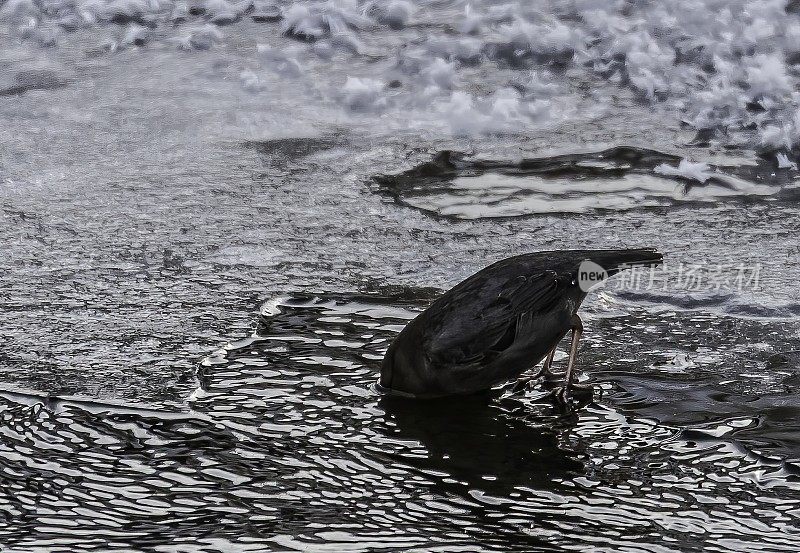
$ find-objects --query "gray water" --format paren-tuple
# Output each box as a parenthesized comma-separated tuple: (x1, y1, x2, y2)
(3, 1, 800, 551)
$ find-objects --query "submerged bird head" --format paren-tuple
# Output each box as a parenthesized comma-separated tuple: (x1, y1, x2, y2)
(380, 330, 431, 398)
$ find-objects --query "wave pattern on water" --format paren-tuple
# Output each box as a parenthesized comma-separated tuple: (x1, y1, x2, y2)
(1, 295, 800, 551)
(372, 147, 789, 218)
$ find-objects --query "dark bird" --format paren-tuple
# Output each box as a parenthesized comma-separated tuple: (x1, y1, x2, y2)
(380, 249, 663, 405)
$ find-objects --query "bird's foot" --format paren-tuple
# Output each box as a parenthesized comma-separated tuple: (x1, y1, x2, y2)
(511, 377, 534, 394)
(550, 383, 597, 411)
(511, 369, 552, 394)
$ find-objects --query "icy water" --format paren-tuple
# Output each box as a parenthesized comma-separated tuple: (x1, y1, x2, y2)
(3, 0, 800, 551)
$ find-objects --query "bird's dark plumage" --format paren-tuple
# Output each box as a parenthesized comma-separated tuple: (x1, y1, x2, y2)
(380, 249, 663, 399)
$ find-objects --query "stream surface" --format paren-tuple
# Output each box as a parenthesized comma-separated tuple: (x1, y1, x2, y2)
(2, 1, 800, 551)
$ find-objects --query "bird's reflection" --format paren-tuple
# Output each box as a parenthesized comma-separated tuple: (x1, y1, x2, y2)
(377, 392, 585, 491)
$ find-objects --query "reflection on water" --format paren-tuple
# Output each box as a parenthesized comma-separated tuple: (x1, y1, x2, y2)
(373, 148, 778, 219)
(1, 294, 800, 552)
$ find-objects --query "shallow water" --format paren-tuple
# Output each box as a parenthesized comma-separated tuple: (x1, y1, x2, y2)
(3, 0, 800, 550)
(3, 296, 800, 552)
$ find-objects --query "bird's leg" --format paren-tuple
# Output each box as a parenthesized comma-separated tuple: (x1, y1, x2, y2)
(562, 314, 583, 395)
(553, 314, 594, 408)
(540, 346, 557, 378)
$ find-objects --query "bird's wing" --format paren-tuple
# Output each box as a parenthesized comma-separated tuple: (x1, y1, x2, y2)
(423, 270, 563, 367)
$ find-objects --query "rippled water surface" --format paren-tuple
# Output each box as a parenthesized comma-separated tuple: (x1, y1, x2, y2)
(3, 0, 800, 550)
(4, 296, 800, 552)
(373, 147, 787, 218)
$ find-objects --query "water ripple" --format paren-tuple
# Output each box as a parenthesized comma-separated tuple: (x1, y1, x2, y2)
(373, 148, 781, 219)
(1, 294, 799, 551)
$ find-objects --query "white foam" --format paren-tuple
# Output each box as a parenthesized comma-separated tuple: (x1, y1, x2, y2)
(168, 24, 223, 50)
(777, 152, 798, 170)
(339, 76, 387, 112)
(408, 37, 483, 66)
(281, 4, 324, 40)
(420, 58, 456, 90)
(240, 69, 265, 93)
(0, 0, 39, 20)
(365, 0, 413, 29)
(257, 44, 304, 77)
(496, 15, 583, 58)
(435, 88, 555, 135)
(654, 160, 714, 183)
(745, 54, 792, 99)
(5, 0, 800, 144)
(120, 23, 150, 48)
(203, 0, 244, 25)
(280, 0, 370, 41)
(459, 4, 482, 35)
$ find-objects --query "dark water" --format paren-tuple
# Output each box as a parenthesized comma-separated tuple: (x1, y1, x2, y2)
(2, 294, 800, 552)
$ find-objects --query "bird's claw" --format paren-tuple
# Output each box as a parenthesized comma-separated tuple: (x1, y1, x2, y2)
(549, 383, 596, 411)
(511, 368, 552, 395)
